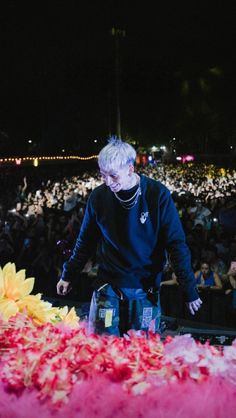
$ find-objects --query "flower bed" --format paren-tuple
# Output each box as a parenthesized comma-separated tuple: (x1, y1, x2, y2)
(0, 314, 236, 418)
(0, 263, 236, 417)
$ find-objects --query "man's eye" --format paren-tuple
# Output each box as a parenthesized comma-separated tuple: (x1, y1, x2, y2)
(101, 173, 118, 180)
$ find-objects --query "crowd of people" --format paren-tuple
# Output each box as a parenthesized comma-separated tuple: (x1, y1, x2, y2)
(0, 161, 236, 320)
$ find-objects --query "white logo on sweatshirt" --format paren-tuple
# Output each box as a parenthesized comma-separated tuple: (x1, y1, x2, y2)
(140, 212, 149, 224)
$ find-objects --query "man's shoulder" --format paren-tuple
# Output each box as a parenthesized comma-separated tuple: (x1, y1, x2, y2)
(90, 183, 106, 197)
(141, 175, 170, 195)
(88, 184, 109, 206)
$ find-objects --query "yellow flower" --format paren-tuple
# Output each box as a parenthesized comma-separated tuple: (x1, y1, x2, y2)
(17, 294, 59, 325)
(0, 298, 19, 320)
(0, 263, 34, 300)
(0, 268, 4, 299)
(0, 262, 80, 327)
(0, 263, 35, 320)
(57, 306, 80, 328)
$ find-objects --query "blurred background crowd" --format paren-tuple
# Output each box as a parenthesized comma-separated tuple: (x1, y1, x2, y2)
(0, 161, 236, 326)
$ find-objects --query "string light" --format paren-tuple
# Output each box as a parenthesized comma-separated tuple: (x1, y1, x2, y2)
(33, 158, 39, 167)
(0, 154, 98, 164)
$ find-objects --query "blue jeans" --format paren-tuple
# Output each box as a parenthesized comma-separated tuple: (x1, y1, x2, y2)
(88, 284, 161, 336)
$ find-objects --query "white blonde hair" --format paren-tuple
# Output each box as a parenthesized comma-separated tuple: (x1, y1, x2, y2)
(98, 137, 136, 171)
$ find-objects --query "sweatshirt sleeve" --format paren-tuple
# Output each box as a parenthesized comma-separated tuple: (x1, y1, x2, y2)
(160, 186, 199, 302)
(61, 194, 101, 283)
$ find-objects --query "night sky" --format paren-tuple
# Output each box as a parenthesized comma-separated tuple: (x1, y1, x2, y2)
(0, 1, 235, 155)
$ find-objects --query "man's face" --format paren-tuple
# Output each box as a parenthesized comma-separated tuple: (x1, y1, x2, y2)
(99, 165, 133, 192)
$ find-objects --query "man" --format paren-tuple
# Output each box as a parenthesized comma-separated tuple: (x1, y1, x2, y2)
(57, 137, 202, 335)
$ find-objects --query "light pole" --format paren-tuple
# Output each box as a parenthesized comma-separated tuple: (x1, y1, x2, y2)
(111, 27, 126, 139)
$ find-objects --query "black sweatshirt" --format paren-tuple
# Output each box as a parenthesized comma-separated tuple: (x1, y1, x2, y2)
(61, 175, 199, 302)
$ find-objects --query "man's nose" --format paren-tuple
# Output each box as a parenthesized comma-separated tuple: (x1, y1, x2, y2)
(105, 176, 113, 186)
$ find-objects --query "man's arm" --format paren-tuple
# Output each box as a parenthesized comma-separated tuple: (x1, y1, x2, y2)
(160, 188, 202, 314)
(57, 194, 100, 295)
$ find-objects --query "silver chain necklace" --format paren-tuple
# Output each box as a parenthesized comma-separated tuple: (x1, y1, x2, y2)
(114, 175, 142, 210)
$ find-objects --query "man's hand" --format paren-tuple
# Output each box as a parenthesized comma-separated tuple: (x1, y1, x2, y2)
(56, 279, 71, 296)
(186, 298, 202, 315)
